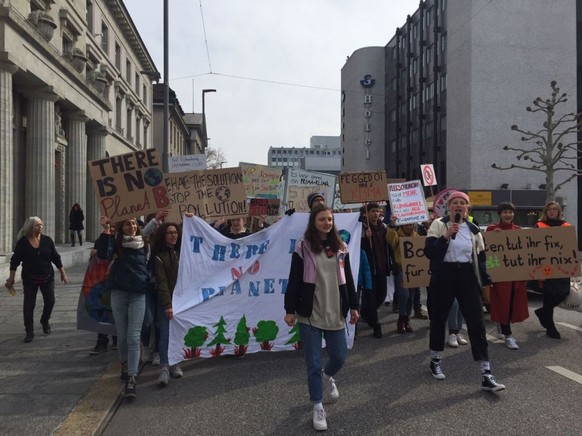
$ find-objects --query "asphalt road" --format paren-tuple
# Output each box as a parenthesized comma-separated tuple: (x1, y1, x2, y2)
(102, 293, 582, 436)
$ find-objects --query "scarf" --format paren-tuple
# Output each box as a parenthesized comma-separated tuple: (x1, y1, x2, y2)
(122, 235, 144, 250)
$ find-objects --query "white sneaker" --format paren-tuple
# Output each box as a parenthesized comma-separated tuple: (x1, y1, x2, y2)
(447, 333, 459, 348)
(170, 364, 184, 378)
(151, 352, 160, 366)
(323, 372, 339, 403)
(505, 336, 519, 350)
(495, 323, 505, 340)
(141, 343, 153, 363)
(313, 405, 327, 431)
(158, 367, 169, 386)
(456, 334, 468, 345)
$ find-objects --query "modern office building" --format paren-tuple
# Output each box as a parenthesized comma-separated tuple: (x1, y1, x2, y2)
(342, 0, 578, 231)
(268, 135, 341, 175)
(0, 0, 159, 253)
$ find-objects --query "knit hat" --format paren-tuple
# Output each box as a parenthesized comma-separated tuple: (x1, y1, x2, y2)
(307, 192, 325, 209)
(447, 191, 470, 204)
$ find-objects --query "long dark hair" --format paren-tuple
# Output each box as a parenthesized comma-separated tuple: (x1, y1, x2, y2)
(151, 222, 182, 257)
(303, 205, 343, 254)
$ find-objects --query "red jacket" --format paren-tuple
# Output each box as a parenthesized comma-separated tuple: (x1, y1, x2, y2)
(485, 222, 529, 323)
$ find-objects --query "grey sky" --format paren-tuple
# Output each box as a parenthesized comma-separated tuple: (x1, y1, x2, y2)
(124, 0, 419, 167)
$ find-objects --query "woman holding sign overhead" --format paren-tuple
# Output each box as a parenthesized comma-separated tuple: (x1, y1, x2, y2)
(533, 201, 571, 339)
(284, 204, 359, 431)
(424, 191, 505, 392)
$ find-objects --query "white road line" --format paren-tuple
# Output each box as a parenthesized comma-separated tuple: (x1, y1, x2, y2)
(556, 322, 582, 333)
(547, 366, 582, 385)
(486, 333, 504, 344)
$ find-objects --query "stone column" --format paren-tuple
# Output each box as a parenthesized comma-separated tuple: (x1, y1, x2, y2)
(86, 128, 107, 241)
(25, 90, 59, 238)
(65, 112, 88, 241)
(0, 61, 18, 254)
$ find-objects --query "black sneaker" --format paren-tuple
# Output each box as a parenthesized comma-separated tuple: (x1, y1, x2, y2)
(124, 376, 137, 399)
(481, 373, 505, 392)
(372, 324, 382, 339)
(41, 321, 51, 335)
(89, 342, 108, 355)
(24, 332, 34, 343)
(430, 359, 446, 380)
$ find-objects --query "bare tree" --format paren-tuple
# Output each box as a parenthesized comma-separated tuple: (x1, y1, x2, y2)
(491, 80, 582, 202)
(205, 147, 227, 169)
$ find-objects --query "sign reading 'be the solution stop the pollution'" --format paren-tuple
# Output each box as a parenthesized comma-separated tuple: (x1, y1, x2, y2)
(400, 226, 579, 288)
(89, 149, 169, 223)
(338, 170, 388, 203)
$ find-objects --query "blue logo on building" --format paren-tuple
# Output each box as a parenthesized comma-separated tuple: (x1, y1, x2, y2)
(360, 75, 375, 88)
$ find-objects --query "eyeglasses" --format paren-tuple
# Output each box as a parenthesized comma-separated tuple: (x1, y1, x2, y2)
(547, 207, 559, 211)
(166, 231, 179, 235)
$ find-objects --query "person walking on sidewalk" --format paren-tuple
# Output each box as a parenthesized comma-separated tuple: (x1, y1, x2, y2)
(5, 217, 68, 343)
(68, 203, 85, 247)
(424, 191, 505, 392)
(151, 222, 184, 386)
(533, 201, 571, 339)
(97, 213, 164, 400)
(284, 205, 359, 431)
(486, 202, 529, 349)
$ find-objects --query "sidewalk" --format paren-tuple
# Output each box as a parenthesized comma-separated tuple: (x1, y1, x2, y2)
(0, 248, 119, 435)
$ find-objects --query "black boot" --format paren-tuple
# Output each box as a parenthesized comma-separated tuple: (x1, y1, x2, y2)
(24, 331, 34, 343)
(79, 233, 82, 246)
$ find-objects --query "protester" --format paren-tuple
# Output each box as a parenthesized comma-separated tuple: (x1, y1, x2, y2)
(424, 191, 505, 392)
(68, 203, 85, 247)
(217, 216, 268, 239)
(307, 192, 325, 210)
(284, 204, 359, 431)
(97, 213, 163, 399)
(5, 217, 68, 343)
(151, 222, 184, 386)
(533, 201, 571, 339)
(361, 203, 393, 338)
(486, 202, 529, 349)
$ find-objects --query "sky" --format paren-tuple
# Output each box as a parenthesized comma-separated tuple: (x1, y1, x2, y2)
(123, 0, 420, 167)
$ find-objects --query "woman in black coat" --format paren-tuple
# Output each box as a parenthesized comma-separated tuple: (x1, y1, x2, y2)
(69, 203, 85, 246)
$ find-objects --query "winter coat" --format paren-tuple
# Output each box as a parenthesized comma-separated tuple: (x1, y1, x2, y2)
(69, 209, 85, 231)
(154, 247, 180, 310)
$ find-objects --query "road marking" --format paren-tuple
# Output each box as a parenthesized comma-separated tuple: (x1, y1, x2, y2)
(486, 333, 504, 344)
(556, 322, 582, 333)
(547, 366, 582, 385)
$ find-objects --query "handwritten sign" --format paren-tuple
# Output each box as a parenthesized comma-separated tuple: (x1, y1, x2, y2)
(388, 180, 429, 225)
(483, 226, 579, 281)
(338, 170, 388, 203)
(400, 236, 431, 288)
(168, 154, 206, 172)
(89, 149, 169, 223)
(284, 168, 336, 212)
(240, 162, 282, 199)
(164, 167, 248, 221)
(249, 198, 281, 216)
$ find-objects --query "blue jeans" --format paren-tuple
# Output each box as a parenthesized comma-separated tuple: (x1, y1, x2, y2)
(157, 303, 170, 366)
(447, 298, 464, 333)
(299, 323, 348, 403)
(141, 293, 159, 351)
(111, 290, 146, 377)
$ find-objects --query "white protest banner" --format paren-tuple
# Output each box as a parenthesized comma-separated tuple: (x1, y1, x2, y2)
(88, 149, 169, 223)
(284, 168, 336, 212)
(169, 213, 362, 363)
(240, 162, 282, 199)
(420, 164, 437, 186)
(388, 180, 429, 225)
(169, 154, 207, 172)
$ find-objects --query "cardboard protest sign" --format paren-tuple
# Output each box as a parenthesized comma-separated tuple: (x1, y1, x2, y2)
(388, 180, 429, 225)
(169, 154, 206, 172)
(164, 167, 248, 221)
(284, 168, 336, 212)
(483, 226, 579, 281)
(89, 149, 169, 223)
(432, 187, 458, 217)
(240, 162, 282, 199)
(249, 198, 281, 216)
(400, 236, 430, 288)
(338, 170, 388, 203)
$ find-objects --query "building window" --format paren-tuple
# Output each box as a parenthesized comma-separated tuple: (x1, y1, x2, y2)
(135, 73, 140, 94)
(115, 96, 122, 131)
(86, 0, 94, 34)
(136, 117, 141, 146)
(143, 124, 148, 147)
(440, 73, 447, 91)
(101, 22, 109, 53)
(390, 140, 397, 153)
(441, 115, 447, 131)
(115, 43, 121, 70)
(126, 107, 132, 140)
(426, 121, 433, 138)
(142, 84, 147, 105)
(441, 33, 447, 52)
(126, 60, 131, 83)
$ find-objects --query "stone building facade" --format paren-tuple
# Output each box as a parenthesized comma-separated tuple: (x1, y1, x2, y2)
(0, 0, 158, 253)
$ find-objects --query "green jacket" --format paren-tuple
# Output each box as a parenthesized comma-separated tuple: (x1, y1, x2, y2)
(154, 247, 179, 310)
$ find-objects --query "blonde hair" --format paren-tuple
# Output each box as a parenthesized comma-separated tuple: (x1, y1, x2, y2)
(16, 216, 42, 240)
(540, 201, 563, 222)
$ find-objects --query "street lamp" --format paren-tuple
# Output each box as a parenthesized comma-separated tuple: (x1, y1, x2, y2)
(202, 89, 216, 151)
